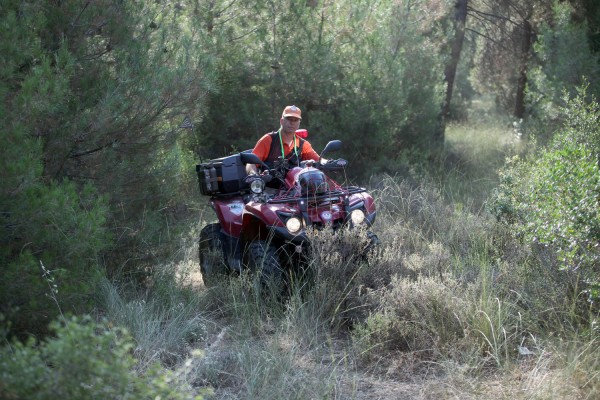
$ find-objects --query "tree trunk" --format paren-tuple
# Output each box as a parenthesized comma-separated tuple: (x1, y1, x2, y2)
(514, 19, 533, 119)
(435, 0, 468, 150)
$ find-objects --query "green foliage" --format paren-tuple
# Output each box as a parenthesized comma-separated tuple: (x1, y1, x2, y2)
(527, 1, 600, 134)
(580, 0, 600, 53)
(1, 0, 215, 337)
(4, 0, 214, 335)
(490, 88, 600, 295)
(0, 125, 110, 330)
(18, 181, 110, 260)
(193, 0, 445, 176)
(526, 144, 598, 260)
(0, 316, 201, 399)
(555, 84, 600, 153)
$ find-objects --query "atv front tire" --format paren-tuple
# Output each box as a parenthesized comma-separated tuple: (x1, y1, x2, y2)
(245, 240, 283, 287)
(198, 223, 227, 286)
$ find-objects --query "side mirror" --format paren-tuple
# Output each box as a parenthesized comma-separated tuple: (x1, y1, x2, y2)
(240, 151, 269, 169)
(320, 140, 342, 160)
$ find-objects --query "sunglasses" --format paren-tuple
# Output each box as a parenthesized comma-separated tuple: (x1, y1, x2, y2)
(285, 117, 301, 122)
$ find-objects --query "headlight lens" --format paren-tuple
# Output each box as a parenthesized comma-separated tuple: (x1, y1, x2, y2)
(350, 209, 365, 225)
(250, 178, 264, 194)
(285, 217, 302, 234)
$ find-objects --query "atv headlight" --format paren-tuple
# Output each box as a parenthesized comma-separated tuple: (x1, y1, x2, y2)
(285, 217, 302, 234)
(350, 209, 365, 225)
(250, 178, 265, 194)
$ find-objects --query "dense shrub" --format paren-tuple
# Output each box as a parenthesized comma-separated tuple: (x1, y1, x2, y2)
(0, 180, 110, 335)
(490, 88, 600, 299)
(0, 0, 213, 336)
(0, 316, 201, 399)
(353, 274, 469, 357)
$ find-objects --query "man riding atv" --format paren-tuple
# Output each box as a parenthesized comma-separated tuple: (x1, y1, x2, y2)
(246, 105, 321, 178)
(196, 105, 378, 287)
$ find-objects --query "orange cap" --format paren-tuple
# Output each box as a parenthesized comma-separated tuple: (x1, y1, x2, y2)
(282, 105, 302, 119)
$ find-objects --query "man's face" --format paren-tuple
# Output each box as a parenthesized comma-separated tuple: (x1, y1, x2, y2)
(281, 116, 301, 133)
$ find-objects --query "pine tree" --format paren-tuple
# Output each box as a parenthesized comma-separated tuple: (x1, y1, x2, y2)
(0, 0, 214, 334)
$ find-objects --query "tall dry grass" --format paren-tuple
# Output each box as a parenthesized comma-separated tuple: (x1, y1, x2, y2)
(95, 120, 598, 398)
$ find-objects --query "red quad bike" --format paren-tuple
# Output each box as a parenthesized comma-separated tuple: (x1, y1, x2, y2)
(196, 137, 379, 287)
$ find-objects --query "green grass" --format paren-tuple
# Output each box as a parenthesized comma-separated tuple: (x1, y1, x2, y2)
(440, 120, 526, 209)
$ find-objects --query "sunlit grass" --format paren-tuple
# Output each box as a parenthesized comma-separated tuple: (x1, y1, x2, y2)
(439, 121, 526, 209)
(96, 120, 596, 398)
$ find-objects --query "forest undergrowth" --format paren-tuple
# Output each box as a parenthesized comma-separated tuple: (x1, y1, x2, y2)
(2, 1, 600, 398)
(112, 122, 598, 399)
(2, 121, 598, 400)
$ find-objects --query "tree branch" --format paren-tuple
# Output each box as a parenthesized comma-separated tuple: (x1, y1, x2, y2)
(70, 140, 118, 158)
(466, 28, 511, 51)
(467, 6, 521, 27)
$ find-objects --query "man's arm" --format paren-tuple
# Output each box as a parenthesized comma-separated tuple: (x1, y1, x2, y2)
(246, 134, 271, 175)
(301, 141, 320, 162)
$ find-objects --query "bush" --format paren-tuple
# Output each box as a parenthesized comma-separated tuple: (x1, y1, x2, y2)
(490, 88, 600, 299)
(0, 180, 110, 336)
(353, 274, 469, 358)
(0, 316, 201, 399)
(288, 228, 375, 332)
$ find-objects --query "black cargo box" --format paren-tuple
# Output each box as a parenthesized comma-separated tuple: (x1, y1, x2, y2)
(196, 153, 249, 196)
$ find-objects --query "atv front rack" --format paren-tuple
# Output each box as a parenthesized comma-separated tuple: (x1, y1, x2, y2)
(267, 186, 367, 204)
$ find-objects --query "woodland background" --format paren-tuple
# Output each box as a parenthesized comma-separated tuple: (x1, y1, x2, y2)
(1, 0, 599, 399)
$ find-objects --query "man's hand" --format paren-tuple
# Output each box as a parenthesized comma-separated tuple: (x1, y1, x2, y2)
(301, 158, 324, 168)
(246, 163, 259, 175)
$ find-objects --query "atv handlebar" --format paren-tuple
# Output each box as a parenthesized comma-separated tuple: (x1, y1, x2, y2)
(299, 158, 347, 170)
(319, 158, 347, 171)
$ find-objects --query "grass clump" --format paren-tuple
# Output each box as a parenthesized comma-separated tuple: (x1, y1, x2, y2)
(353, 274, 469, 361)
(97, 265, 210, 368)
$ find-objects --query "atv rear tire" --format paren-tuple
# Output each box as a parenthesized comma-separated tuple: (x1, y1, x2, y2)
(199, 223, 227, 286)
(246, 240, 283, 288)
